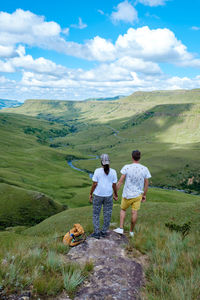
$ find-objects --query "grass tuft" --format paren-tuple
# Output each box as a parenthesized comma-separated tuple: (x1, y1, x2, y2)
(46, 250, 62, 272)
(63, 268, 85, 296)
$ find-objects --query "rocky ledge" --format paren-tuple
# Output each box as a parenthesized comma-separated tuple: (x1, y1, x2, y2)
(66, 230, 144, 300)
(1, 231, 144, 300)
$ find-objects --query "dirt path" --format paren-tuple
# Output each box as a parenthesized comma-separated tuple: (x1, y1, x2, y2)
(65, 231, 144, 300)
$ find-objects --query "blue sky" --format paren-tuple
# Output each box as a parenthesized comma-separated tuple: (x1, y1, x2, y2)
(0, 0, 200, 101)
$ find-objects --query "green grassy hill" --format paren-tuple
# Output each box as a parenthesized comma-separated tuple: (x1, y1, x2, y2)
(2, 89, 200, 194)
(0, 188, 199, 299)
(0, 113, 91, 203)
(4, 99, 81, 124)
(0, 112, 94, 228)
(23, 188, 200, 236)
(0, 183, 64, 229)
(6, 89, 200, 121)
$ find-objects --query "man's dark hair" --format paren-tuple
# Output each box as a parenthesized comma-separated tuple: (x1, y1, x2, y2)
(132, 150, 141, 161)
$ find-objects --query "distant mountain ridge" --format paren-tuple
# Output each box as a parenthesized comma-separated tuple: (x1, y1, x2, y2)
(0, 99, 21, 109)
(85, 95, 125, 101)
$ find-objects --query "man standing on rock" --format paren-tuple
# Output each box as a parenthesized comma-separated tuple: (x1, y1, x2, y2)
(113, 150, 151, 237)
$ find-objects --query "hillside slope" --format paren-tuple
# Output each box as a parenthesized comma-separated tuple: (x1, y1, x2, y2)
(0, 113, 93, 210)
(0, 187, 199, 300)
(23, 187, 200, 236)
(0, 183, 64, 229)
(5, 89, 200, 123)
(2, 89, 200, 193)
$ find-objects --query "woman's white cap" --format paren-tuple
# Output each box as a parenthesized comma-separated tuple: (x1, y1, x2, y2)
(100, 154, 110, 165)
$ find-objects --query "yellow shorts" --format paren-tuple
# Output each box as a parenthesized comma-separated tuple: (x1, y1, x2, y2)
(120, 195, 142, 211)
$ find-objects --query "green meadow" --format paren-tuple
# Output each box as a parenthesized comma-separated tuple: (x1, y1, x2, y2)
(0, 189, 199, 299)
(0, 89, 200, 299)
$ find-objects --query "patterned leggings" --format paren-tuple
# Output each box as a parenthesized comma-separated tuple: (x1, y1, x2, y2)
(93, 194, 113, 234)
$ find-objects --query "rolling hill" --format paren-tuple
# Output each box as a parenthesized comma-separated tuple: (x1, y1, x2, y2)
(0, 182, 64, 229)
(0, 89, 200, 226)
(0, 187, 199, 299)
(0, 112, 92, 227)
(5, 89, 200, 193)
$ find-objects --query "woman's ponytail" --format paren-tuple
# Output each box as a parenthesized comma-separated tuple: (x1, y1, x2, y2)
(103, 164, 110, 175)
(100, 154, 110, 175)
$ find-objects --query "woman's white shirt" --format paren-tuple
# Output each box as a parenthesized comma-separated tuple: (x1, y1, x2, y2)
(92, 167, 117, 197)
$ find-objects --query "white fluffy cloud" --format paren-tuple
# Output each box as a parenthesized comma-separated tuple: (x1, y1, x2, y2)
(137, 0, 168, 6)
(115, 27, 200, 67)
(54, 26, 200, 66)
(12, 55, 69, 76)
(2, 70, 199, 101)
(0, 9, 114, 61)
(1, 55, 160, 83)
(43, 26, 200, 65)
(0, 47, 70, 76)
(116, 27, 183, 61)
(0, 9, 66, 57)
(78, 57, 161, 82)
(85, 36, 116, 61)
(0, 60, 15, 72)
(0, 9, 58, 35)
(116, 57, 161, 74)
(111, 1, 138, 24)
(0, 9, 199, 67)
(0, 9, 61, 43)
(0, 45, 16, 58)
(0, 10, 200, 101)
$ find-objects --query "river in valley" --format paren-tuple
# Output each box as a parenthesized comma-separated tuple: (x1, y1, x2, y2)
(67, 156, 198, 195)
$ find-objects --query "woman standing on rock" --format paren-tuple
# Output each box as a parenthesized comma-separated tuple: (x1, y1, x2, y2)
(89, 154, 118, 239)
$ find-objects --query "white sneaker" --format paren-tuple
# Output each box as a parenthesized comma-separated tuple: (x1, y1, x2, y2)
(129, 231, 134, 237)
(113, 228, 124, 234)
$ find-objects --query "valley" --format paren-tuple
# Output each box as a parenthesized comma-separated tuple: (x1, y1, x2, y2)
(1, 89, 200, 226)
(0, 89, 200, 299)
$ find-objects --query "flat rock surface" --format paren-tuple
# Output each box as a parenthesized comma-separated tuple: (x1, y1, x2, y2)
(67, 231, 143, 300)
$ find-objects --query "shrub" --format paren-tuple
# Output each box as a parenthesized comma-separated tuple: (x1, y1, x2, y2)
(165, 221, 191, 239)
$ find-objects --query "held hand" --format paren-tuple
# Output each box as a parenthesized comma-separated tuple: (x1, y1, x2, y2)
(89, 194, 93, 203)
(142, 195, 146, 202)
(113, 194, 118, 201)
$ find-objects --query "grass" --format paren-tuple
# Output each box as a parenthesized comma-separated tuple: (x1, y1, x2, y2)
(127, 226, 200, 300)
(22, 188, 200, 236)
(0, 188, 199, 298)
(0, 183, 64, 229)
(0, 112, 94, 227)
(0, 232, 93, 298)
(62, 269, 85, 296)
(0, 89, 200, 298)
(0, 113, 90, 205)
